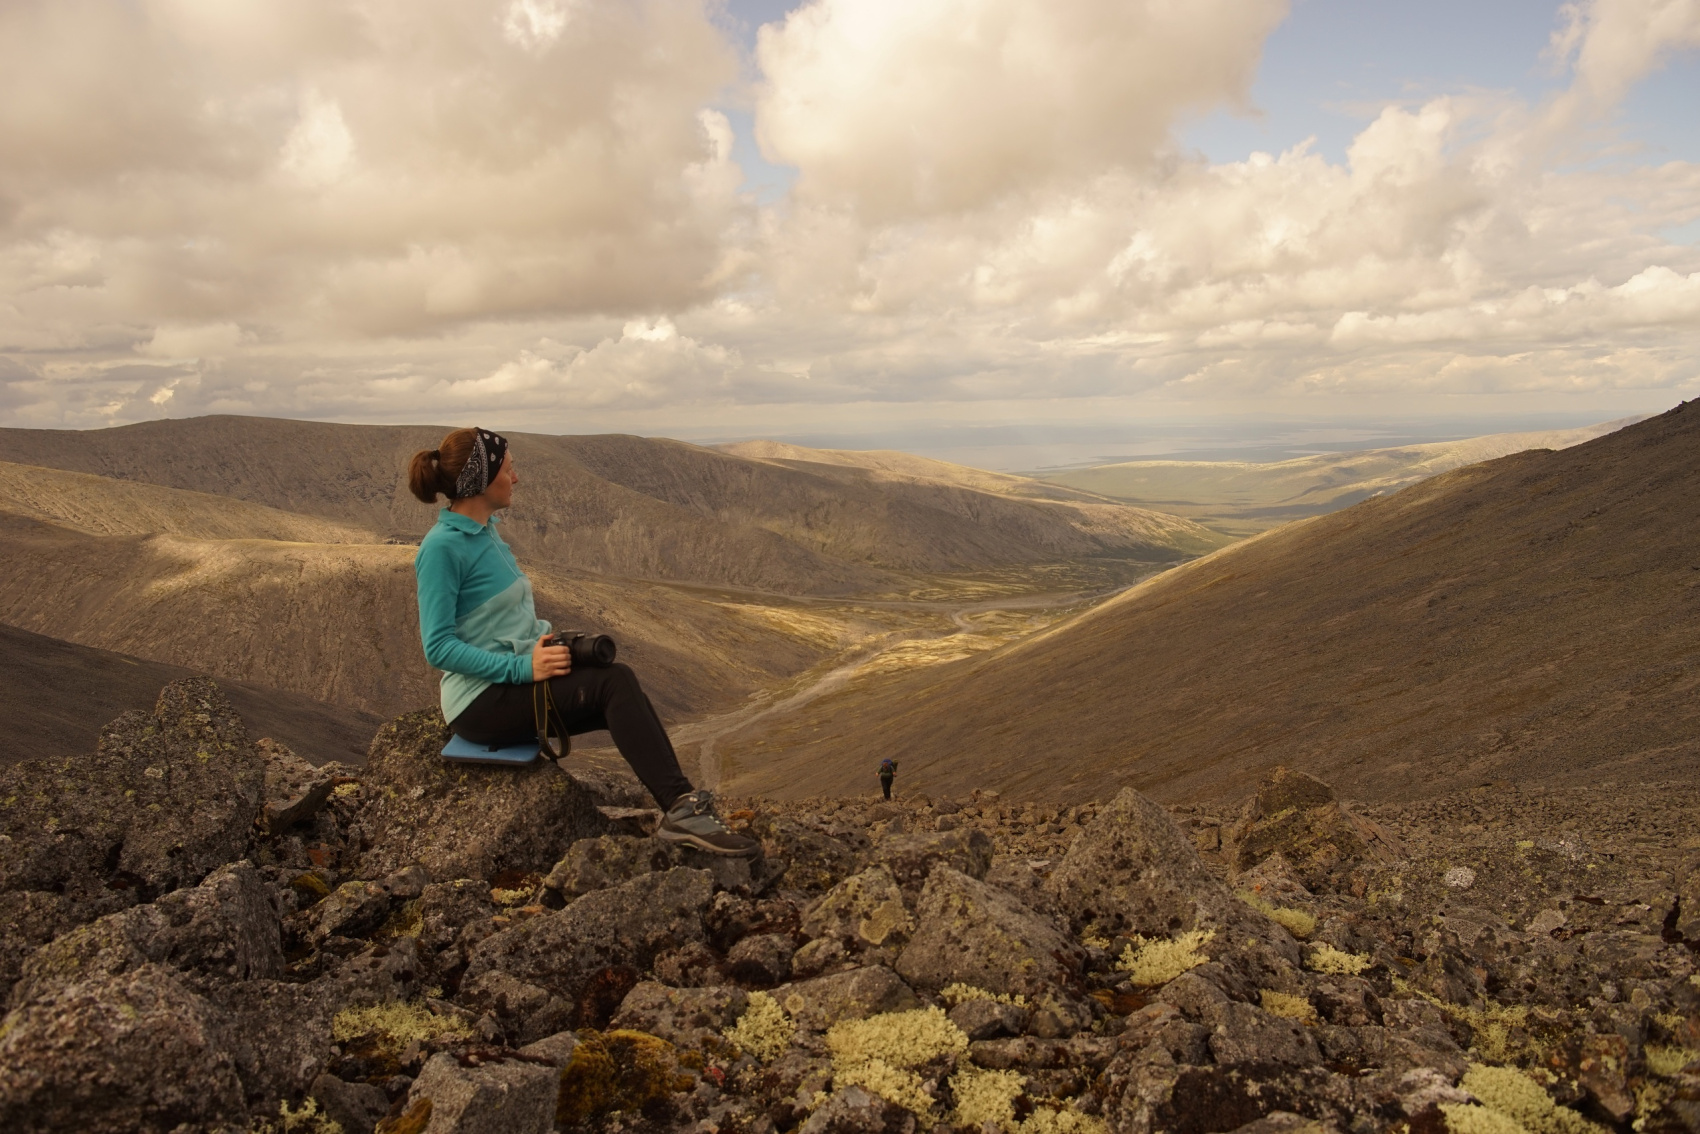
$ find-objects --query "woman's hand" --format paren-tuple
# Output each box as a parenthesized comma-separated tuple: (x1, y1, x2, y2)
(532, 634, 572, 682)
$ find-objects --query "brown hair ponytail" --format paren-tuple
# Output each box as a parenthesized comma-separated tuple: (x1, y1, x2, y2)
(408, 428, 477, 503)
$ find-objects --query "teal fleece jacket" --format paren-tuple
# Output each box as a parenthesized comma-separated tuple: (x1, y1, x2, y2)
(413, 509, 550, 723)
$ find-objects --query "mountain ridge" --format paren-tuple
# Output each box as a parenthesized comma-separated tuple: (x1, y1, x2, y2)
(713, 402, 1700, 805)
(0, 416, 1218, 594)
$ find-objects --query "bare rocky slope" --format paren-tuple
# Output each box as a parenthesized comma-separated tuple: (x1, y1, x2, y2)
(3, 683, 1697, 1134)
(714, 402, 1700, 806)
(0, 622, 380, 766)
(0, 416, 1220, 594)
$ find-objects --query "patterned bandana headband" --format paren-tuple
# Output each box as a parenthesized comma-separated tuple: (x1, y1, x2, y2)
(452, 428, 509, 499)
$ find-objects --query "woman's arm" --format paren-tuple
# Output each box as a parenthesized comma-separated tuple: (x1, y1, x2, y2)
(415, 541, 535, 686)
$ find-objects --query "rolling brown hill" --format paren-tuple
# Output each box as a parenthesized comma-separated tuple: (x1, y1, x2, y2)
(0, 416, 1218, 594)
(715, 401, 1700, 806)
(0, 621, 381, 766)
(0, 505, 848, 721)
(0, 460, 376, 544)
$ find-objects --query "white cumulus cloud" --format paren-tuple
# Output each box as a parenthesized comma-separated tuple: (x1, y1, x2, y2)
(755, 0, 1288, 217)
(0, 0, 1696, 430)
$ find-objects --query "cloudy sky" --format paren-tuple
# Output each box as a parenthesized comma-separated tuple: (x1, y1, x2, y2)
(1, 0, 1696, 460)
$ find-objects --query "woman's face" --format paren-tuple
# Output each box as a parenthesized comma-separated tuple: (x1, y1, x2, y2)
(482, 453, 518, 509)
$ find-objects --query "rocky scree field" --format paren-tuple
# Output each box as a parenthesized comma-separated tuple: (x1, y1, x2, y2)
(2, 682, 1698, 1134)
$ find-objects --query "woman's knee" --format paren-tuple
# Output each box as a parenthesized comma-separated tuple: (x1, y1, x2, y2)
(606, 661, 641, 691)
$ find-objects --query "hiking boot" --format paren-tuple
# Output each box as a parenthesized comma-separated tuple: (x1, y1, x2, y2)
(656, 789, 760, 857)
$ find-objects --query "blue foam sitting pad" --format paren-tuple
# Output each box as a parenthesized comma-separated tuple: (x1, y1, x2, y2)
(441, 734, 542, 766)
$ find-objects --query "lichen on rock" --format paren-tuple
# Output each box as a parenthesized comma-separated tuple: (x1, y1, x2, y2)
(801, 864, 914, 951)
(330, 999, 473, 1057)
(1306, 943, 1371, 975)
(950, 1066, 1024, 1130)
(1117, 930, 1214, 987)
(351, 707, 612, 881)
(825, 1006, 968, 1119)
(896, 865, 1082, 997)
(725, 990, 793, 1062)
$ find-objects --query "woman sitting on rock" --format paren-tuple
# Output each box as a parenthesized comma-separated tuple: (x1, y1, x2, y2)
(408, 427, 757, 857)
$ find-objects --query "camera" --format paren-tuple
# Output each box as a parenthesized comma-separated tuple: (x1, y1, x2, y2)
(548, 630, 617, 668)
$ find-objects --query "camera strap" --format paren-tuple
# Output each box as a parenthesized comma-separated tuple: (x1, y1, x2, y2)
(532, 681, 569, 761)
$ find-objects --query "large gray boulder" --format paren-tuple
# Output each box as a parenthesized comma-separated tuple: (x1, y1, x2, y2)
(1047, 788, 1304, 995)
(257, 736, 345, 834)
(0, 680, 267, 1000)
(749, 814, 862, 894)
(1045, 787, 1231, 938)
(401, 1051, 558, 1134)
(10, 860, 282, 1008)
(800, 864, 913, 952)
(1201, 1001, 1323, 1066)
(799, 1085, 917, 1134)
(543, 834, 676, 898)
(771, 965, 920, 1032)
(868, 828, 992, 892)
(0, 964, 247, 1133)
(352, 707, 613, 881)
(612, 981, 749, 1055)
(896, 865, 1083, 997)
(463, 867, 714, 1020)
(208, 942, 409, 1116)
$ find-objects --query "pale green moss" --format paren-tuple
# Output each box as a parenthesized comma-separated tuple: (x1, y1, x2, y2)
(330, 1001, 472, 1055)
(1440, 1103, 1530, 1134)
(1269, 907, 1316, 939)
(951, 1067, 1025, 1130)
(1645, 1044, 1700, 1077)
(1238, 890, 1315, 939)
(250, 1098, 344, 1134)
(827, 1007, 969, 1120)
(377, 900, 422, 940)
(724, 991, 792, 1063)
(827, 1006, 968, 1071)
(837, 1059, 934, 1115)
(1116, 930, 1214, 987)
(1460, 1063, 1607, 1134)
(1306, 943, 1372, 976)
(1018, 1104, 1111, 1134)
(1259, 989, 1317, 1022)
(1392, 979, 1537, 1064)
(333, 782, 359, 799)
(940, 983, 1026, 1008)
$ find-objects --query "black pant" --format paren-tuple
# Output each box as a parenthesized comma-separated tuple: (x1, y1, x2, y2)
(880, 776, 893, 800)
(450, 663, 693, 811)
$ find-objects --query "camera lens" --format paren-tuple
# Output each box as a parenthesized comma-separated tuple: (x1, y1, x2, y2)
(569, 633, 617, 668)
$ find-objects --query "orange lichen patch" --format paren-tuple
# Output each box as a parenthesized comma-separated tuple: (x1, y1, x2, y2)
(557, 1029, 692, 1127)
(374, 1097, 432, 1134)
(1089, 988, 1148, 1016)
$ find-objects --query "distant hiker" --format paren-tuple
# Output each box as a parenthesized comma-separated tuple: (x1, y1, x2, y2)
(408, 428, 757, 857)
(878, 758, 897, 800)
